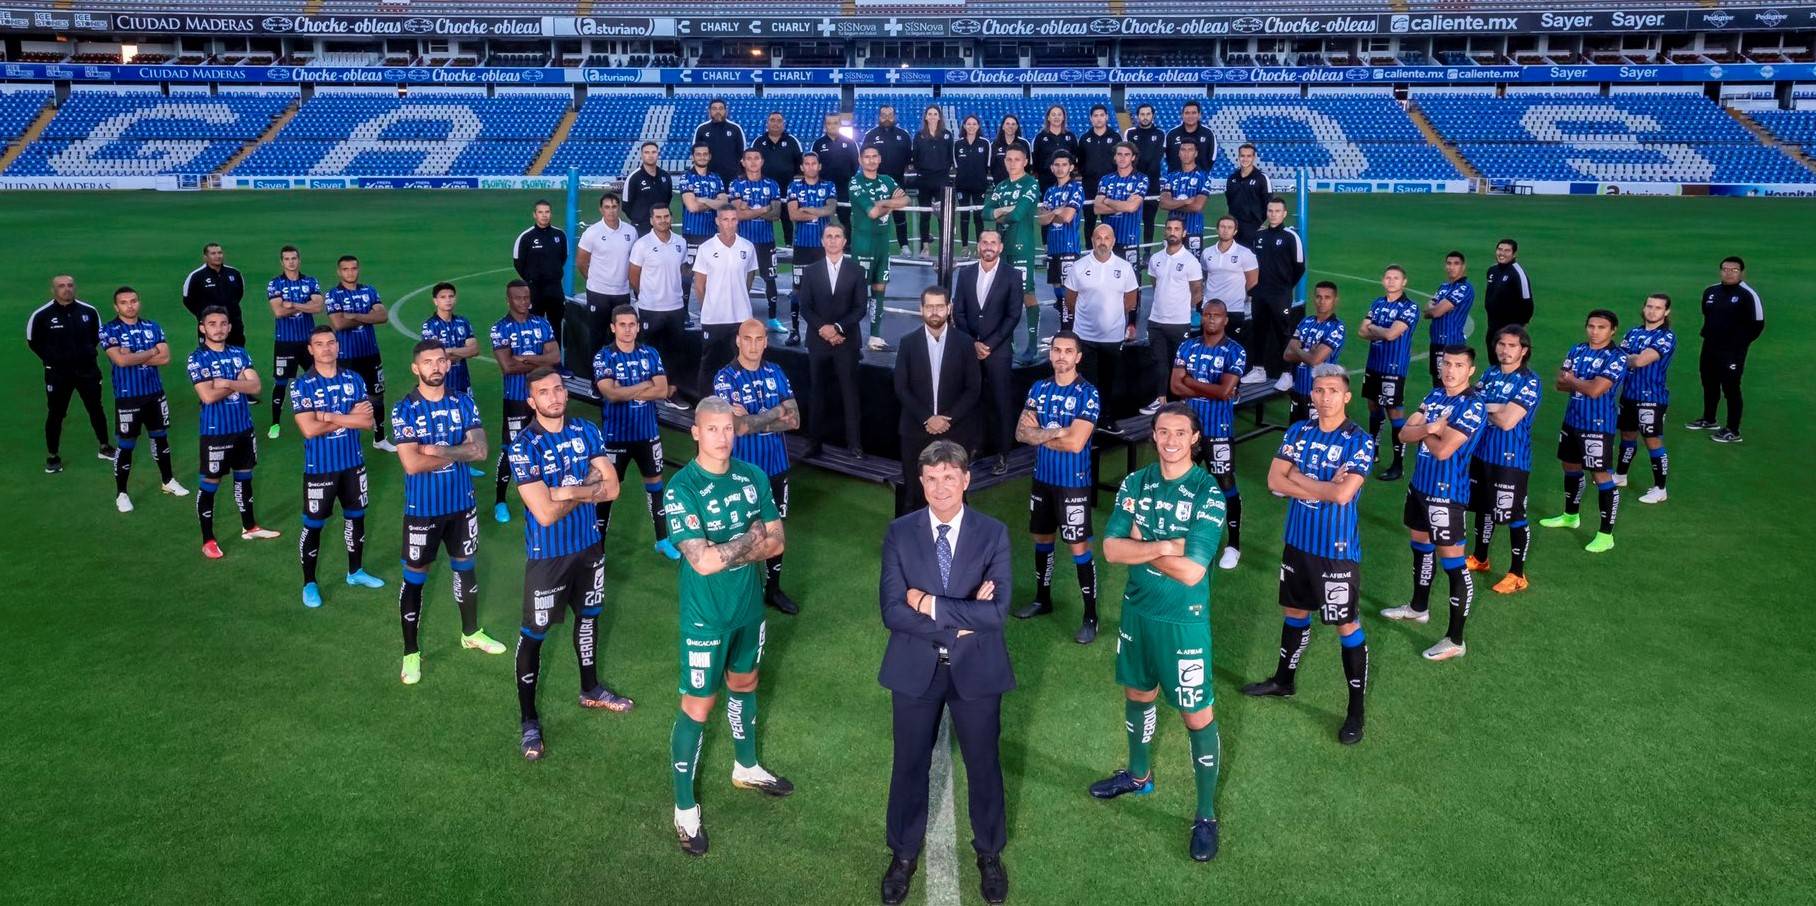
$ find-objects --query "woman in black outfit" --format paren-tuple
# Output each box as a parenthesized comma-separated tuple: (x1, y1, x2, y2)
(989, 114, 1031, 186)
(1031, 104, 1077, 192)
(952, 114, 992, 249)
(910, 104, 954, 255)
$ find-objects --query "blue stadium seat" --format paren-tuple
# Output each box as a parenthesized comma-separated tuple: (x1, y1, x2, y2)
(236, 92, 567, 177)
(6, 91, 290, 176)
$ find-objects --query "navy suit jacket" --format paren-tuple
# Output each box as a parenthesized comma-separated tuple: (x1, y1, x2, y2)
(878, 506, 1016, 700)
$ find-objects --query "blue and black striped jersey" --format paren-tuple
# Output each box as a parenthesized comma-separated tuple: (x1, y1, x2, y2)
(100, 317, 165, 399)
(508, 417, 608, 559)
(1363, 295, 1421, 376)
(291, 367, 369, 475)
(1620, 326, 1676, 404)
(729, 177, 781, 246)
(1291, 315, 1346, 395)
(187, 344, 256, 436)
(1561, 343, 1627, 433)
(1429, 279, 1474, 346)
(1042, 181, 1085, 255)
(490, 315, 555, 402)
(1161, 169, 1211, 236)
(266, 273, 320, 343)
(593, 342, 665, 443)
(391, 389, 482, 516)
(1471, 367, 1542, 472)
(419, 313, 475, 393)
(714, 361, 795, 477)
(325, 283, 382, 359)
(1174, 336, 1247, 439)
(786, 178, 836, 249)
(1096, 172, 1149, 248)
(678, 169, 725, 236)
(1409, 388, 1486, 503)
(1275, 418, 1375, 561)
(1025, 377, 1101, 488)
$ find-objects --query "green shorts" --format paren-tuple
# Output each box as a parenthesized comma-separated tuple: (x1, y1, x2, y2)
(1114, 608, 1214, 713)
(851, 245, 892, 285)
(678, 615, 767, 696)
(1009, 251, 1038, 293)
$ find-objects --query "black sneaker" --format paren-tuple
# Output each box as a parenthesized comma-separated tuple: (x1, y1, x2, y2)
(1074, 619, 1098, 645)
(1013, 601, 1053, 620)
(1377, 463, 1404, 482)
(675, 815, 709, 857)
(44, 456, 63, 474)
(520, 720, 545, 761)
(1710, 428, 1743, 444)
(98, 444, 117, 461)
(1088, 769, 1153, 800)
(1685, 418, 1718, 430)
(1189, 817, 1221, 862)
(766, 588, 800, 615)
(1240, 678, 1296, 698)
(1338, 714, 1365, 746)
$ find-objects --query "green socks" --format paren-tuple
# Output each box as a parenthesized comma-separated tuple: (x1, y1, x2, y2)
(727, 690, 759, 769)
(671, 710, 706, 809)
(1188, 720, 1221, 821)
(1125, 699, 1156, 780)
(1023, 306, 1040, 353)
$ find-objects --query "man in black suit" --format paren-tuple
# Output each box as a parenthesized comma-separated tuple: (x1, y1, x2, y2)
(893, 286, 981, 513)
(798, 223, 867, 457)
(878, 440, 1013, 905)
(951, 230, 1021, 475)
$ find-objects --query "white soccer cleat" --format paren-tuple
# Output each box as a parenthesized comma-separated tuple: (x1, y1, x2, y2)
(1240, 366, 1268, 385)
(1422, 639, 1467, 661)
(372, 438, 398, 453)
(1273, 373, 1295, 392)
(116, 492, 134, 513)
(1639, 487, 1668, 504)
(867, 335, 890, 352)
(1139, 397, 1165, 416)
(1612, 473, 1628, 488)
(1379, 605, 1430, 624)
(241, 526, 282, 541)
(1218, 547, 1241, 570)
(161, 479, 190, 497)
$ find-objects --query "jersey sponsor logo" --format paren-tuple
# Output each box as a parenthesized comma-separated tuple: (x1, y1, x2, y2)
(1065, 503, 1086, 526)
(1324, 581, 1351, 606)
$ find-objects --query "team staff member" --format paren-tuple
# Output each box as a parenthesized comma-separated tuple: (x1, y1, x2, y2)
(894, 287, 982, 513)
(1689, 256, 1764, 444)
(27, 274, 112, 473)
(101, 287, 184, 510)
(909, 105, 953, 256)
(511, 201, 569, 346)
(1032, 104, 1077, 194)
(850, 147, 909, 350)
(181, 243, 247, 347)
(1125, 104, 1166, 243)
(1282, 282, 1344, 423)
(1617, 294, 1676, 503)
(1038, 151, 1085, 332)
(419, 282, 479, 396)
(1091, 403, 1229, 863)
(1424, 251, 1474, 387)
(1093, 143, 1149, 274)
(1064, 225, 1139, 410)
(952, 231, 1022, 475)
(988, 115, 1031, 186)
(798, 223, 866, 457)
(1481, 238, 1532, 359)
(864, 105, 915, 251)
(786, 151, 839, 346)
(729, 149, 784, 331)
(621, 142, 672, 234)
(811, 113, 861, 231)
(187, 306, 280, 559)
(290, 326, 385, 609)
(1358, 265, 1420, 481)
(1164, 101, 1213, 175)
(1201, 216, 1260, 382)
(665, 396, 794, 857)
(693, 208, 760, 390)
(490, 280, 561, 524)
(1466, 326, 1541, 596)
(1223, 144, 1269, 249)
(1171, 298, 1247, 570)
(629, 207, 691, 396)
(693, 98, 746, 184)
(594, 305, 677, 560)
(953, 115, 992, 247)
(1144, 218, 1204, 416)
(714, 320, 803, 615)
(577, 193, 639, 359)
(1243, 364, 1374, 746)
(1539, 310, 1628, 554)
(1253, 198, 1306, 390)
(987, 146, 1042, 363)
(264, 246, 323, 438)
(1158, 139, 1211, 256)
(391, 339, 504, 688)
(324, 254, 392, 450)
(678, 144, 728, 309)
(509, 367, 632, 762)
(1012, 332, 1102, 643)
(751, 112, 805, 246)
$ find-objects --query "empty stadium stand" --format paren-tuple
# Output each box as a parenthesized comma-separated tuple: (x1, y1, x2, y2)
(233, 89, 567, 177)
(5, 88, 292, 176)
(548, 90, 839, 179)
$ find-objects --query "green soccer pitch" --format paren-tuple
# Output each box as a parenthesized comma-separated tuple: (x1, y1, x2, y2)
(2, 191, 1812, 905)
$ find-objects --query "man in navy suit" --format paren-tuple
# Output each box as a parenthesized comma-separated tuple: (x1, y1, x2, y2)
(877, 441, 1014, 905)
(951, 231, 1024, 475)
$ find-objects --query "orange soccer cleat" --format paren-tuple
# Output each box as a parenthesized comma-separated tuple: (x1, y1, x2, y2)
(1465, 556, 1492, 573)
(1492, 573, 1529, 595)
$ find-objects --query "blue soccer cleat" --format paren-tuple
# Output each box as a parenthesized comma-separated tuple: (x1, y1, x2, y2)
(654, 539, 681, 561)
(301, 583, 323, 609)
(1088, 770, 1153, 800)
(346, 569, 385, 589)
(468, 466, 486, 477)
(494, 503, 510, 524)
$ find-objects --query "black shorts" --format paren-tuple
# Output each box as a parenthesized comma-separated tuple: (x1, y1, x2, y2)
(343, 354, 385, 398)
(198, 431, 257, 479)
(115, 393, 170, 439)
(1289, 392, 1311, 423)
(303, 465, 369, 522)
(501, 398, 531, 444)
(1046, 251, 1078, 287)
(1183, 234, 1204, 257)
(1557, 425, 1616, 472)
(402, 508, 479, 570)
(790, 246, 824, 289)
(272, 341, 308, 382)
(1467, 459, 1529, 524)
(1115, 244, 1143, 278)
(754, 242, 778, 282)
(1618, 399, 1667, 438)
(522, 544, 605, 631)
(1029, 480, 1093, 544)
(1363, 370, 1408, 410)
(1278, 545, 1361, 625)
(1402, 488, 1469, 547)
(770, 472, 791, 520)
(683, 233, 709, 266)
(605, 437, 665, 483)
(1197, 436, 1235, 489)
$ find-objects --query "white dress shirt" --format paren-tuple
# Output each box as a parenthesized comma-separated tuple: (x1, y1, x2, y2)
(924, 325, 948, 413)
(926, 505, 966, 624)
(974, 261, 998, 313)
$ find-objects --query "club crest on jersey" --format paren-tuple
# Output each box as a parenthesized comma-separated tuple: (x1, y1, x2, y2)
(743, 484, 759, 504)
(1175, 500, 1193, 521)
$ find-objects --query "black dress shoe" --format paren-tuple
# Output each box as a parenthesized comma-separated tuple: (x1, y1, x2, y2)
(766, 588, 800, 616)
(977, 854, 1008, 904)
(881, 856, 916, 905)
(1013, 601, 1053, 620)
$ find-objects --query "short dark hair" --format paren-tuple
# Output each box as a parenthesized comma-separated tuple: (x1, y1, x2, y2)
(412, 339, 445, 359)
(112, 285, 136, 301)
(1266, 196, 1287, 207)
(709, 97, 726, 107)
(1238, 142, 1256, 154)
(1181, 100, 1201, 113)
(1497, 237, 1519, 253)
(1049, 149, 1075, 163)
(1215, 214, 1237, 227)
(1314, 280, 1339, 294)
(611, 304, 638, 321)
(1586, 308, 1619, 328)
(506, 279, 530, 293)
(1152, 401, 1201, 435)
(199, 305, 229, 322)
(1722, 255, 1745, 270)
(1090, 103, 1108, 115)
(693, 142, 711, 154)
(640, 141, 659, 151)
(801, 151, 819, 162)
(1200, 297, 1227, 312)
(1439, 343, 1476, 363)
(533, 199, 551, 210)
(280, 245, 299, 256)
(1135, 103, 1154, 115)
(1384, 264, 1406, 278)
(1050, 330, 1081, 350)
(526, 365, 562, 385)
(918, 439, 969, 473)
(1114, 141, 1137, 156)
(309, 324, 335, 338)
(598, 191, 620, 206)
(202, 242, 221, 255)
(432, 281, 456, 297)
(1445, 250, 1466, 263)
(337, 254, 357, 265)
(921, 285, 951, 305)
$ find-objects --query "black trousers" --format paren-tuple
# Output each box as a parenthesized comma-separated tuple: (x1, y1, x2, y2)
(584, 290, 632, 363)
(697, 323, 740, 399)
(887, 661, 1006, 860)
(1147, 321, 1190, 401)
(1699, 339, 1752, 432)
(808, 341, 862, 449)
(1482, 302, 1533, 363)
(953, 191, 985, 245)
(1234, 221, 1261, 252)
(914, 178, 949, 246)
(639, 307, 688, 382)
(1080, 340, 1124, 419)
(43, 364, 108, 457)
(529, 279, 566, 347)
(900, 429, 934, 514)
(1227, 310, 1253, 365)
(979, 349, 1015, 456)
(1252, 288, 1296, 377)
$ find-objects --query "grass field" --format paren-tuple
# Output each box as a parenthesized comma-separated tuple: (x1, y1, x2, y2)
(3, 190, 1813, 905)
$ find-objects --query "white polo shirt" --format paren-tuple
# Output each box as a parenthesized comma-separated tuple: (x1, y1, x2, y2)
(1201, 240, 1258, 315)
(579, 218, 639, 295)
(629, 230, 689, 312)
(1146, 246, 1203, 327)
(1064, 252, 1139, 344)
(694, 234, 758, 325)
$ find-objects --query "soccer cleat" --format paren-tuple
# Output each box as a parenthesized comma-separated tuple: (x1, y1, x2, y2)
(1379, 605, 1430, 624)
(1088, 770, 1153, 800)
(1190, 818, 1221, 862)
(1538, 513, 1580, 530)
(372, 438, 397, 453)
(1013, 601, 1054, 620)
(1074, 619, 1098, 645)
(1241, 678, 1296, 698)
(1240, 366, 1268, 385)
(765, 318, 786, 333)
(241, 526, 281, 541)
(653, 538, 681, 561)
(44, 456, 62, 474)
(1377, 464, 1404, 482)
(675, 807, 709, 857)
(116, 493, 134, 513)
(1639, 487, 1668, 505)
(731, 763, 795, 797)
(1139, 397, 1165, 416)
(661, 398, 692, 412)
(1465, 555, 1492, 573)
(98, 444, 117, 461)
(1422, 639, 1467, 661)
(765, 588, 800, 616)
(161, 479, 190, 496)
(400, 652, 422, 685)
(1338, 715, 1365, 746)
(1585, 532, 1616, 554)
(266, 424, 281, 440)
(1685, 418, 1718, 430)
(1273, 373, 1295, 392)
(867, 335, 891, 352)
(1710, 428, 1743, 444)
(579, 685, 635, 713)
(493, 503, 510, 524)
(1612, 473, 1628, 488)
(1219, 547, 1241, 570)
(992, 454, 1008, 476)
(786, 330, 801, 347)
(301, 583, 323, 609)
(1492, 573, 1530, 595)
(346, 569, 385, 588)
(520, 720, 545, 761)
(467, 465, 486, 477)
(201, 540, 224, 559)
(461, 630, 507, 655)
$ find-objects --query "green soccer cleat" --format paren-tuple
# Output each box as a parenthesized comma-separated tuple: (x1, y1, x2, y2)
(400, 652, 421, 685)
(461, 630, 506, 655)
(1538, 513, 1581, 530)
(267, 424, 281, 440)
(1585, 532, 1616, 554)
